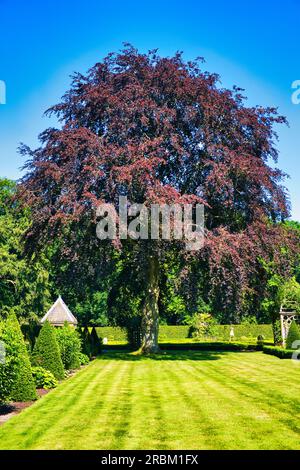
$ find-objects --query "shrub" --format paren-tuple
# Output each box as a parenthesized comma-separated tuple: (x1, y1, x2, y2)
(188, 313, 217, 338)
(256, 334, 265, 351)
(56, 323, 81, 370)
(0, 313, 37, 402)
(32, 321, 64, 380)
(78, 352, 90, 365)
(286, 321, 300, 349)
(31, 366, 58, 389)
(90, 327, 102, 356)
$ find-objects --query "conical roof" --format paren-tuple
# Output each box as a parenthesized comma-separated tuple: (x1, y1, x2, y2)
(41, 296, 78, 326)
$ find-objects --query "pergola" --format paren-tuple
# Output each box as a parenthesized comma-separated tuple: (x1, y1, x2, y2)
(280, 300, 299, 345)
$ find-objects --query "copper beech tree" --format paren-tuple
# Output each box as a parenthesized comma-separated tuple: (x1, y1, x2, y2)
(19, 45, 298, 352)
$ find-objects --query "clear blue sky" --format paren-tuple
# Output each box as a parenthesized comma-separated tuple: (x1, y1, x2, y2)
(0, 0, 299, 219)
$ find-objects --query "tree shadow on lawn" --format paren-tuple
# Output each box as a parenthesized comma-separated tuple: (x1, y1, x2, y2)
(99, 349, 233, 362)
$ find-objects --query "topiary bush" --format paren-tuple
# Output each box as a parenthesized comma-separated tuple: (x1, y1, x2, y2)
(31, 366, 58, 389)
(0, 313, 37, 402)
(78, 326, 92, 358)
(32, 321, 64, 380)
(0, 319, 13, 402)
(56, 323, 82, 370)
(286, 320, 300, 349)
(90, 327, 102, 356)
(256, 334, 265, 350)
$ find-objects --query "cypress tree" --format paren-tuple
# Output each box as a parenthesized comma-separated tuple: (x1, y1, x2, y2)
(0, 313, 37, 402)
(32, 321, 64, 380)
(286, 321, 300, 349)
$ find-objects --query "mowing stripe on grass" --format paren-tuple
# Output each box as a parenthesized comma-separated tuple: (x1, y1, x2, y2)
(1, 351, 300, 450)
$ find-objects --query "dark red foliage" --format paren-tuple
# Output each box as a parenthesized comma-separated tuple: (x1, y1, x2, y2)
(17, 44, 298, 317)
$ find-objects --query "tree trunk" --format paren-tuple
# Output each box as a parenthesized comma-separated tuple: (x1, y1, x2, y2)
(141, 254, 160, 354)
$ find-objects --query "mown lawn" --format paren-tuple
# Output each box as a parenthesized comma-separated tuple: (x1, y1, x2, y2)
(0, 350, 300, 450)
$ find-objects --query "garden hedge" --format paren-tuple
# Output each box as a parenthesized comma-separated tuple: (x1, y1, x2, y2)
(96, 324, 273, 343)
(159, 341, 258, 351)
(263, 345, 297, 359)
(96, 326, 126, 342)
(100, 341, 259, 352)
(205, 324, 273, 341)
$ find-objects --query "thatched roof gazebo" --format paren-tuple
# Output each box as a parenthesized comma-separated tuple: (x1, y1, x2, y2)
(41, 296, 78, 327)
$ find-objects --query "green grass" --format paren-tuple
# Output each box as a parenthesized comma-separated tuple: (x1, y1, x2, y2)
(0, 351, 300, 449)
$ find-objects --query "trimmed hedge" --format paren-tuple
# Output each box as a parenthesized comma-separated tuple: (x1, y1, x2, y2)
(101, 341, 258, 352)
(158, 326, 190, 341)
(159, 341, 258, 351)
(32, 321, 65, 380)
(199, 324, 273, 341)
(263, 345, 296, 359)
(96, 327, 126, 342)
(96, 324, 273, 343)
